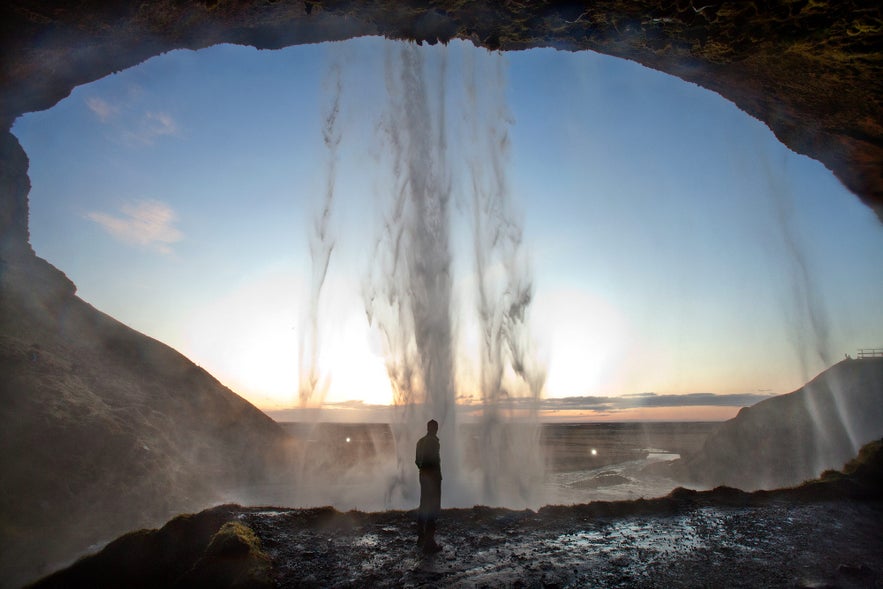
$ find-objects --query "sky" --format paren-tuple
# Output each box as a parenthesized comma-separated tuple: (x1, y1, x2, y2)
(12, 37, 883, 422)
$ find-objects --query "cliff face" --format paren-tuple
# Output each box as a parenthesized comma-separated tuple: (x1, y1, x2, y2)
(672, 358, 883, 490)
(0, 139, 290, 589)
(0, 133, 31, 255)
(0, 243, 291, 588)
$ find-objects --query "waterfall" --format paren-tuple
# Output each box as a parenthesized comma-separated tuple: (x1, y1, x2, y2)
(364, 42, 545, 509)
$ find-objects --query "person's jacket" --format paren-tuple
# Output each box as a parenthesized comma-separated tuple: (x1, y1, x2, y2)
(415, 434, 441, 472)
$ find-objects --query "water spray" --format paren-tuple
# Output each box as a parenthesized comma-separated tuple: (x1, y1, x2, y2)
(365, 43, 546, 509)
(298, 58, 343, 409)
(464, 50, 546, 507)
(364, 43, 458, 507)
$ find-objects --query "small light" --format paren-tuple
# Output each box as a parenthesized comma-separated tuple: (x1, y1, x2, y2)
(590, 448, 598, 456)
(346, 437, 351, 443)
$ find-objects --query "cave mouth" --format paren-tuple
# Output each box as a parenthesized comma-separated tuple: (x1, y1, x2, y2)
(11, 37, 883, 418)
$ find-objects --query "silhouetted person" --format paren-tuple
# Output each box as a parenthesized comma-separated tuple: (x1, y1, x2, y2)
(415, 419, 442, 553)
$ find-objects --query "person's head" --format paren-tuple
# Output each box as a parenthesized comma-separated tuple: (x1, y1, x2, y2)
(427, 419, 438, 435)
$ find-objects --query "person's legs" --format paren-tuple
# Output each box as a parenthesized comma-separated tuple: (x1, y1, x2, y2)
(423, 518, 440, 552)
(417, 470, 430, 546)
(425, 517, 443, 550)
(422, 472, 442, 552)
(416, 515, 426, 546)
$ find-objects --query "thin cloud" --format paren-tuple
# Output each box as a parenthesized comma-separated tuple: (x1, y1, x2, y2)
(535, 392, 774, 413)
(85, 89, 179, 145)
(145, 111, 178, 137)
(122, 111, 180, 145)
(87, 199, 183, 254)
(452, 392, 775, 414)
(326, 392, 775, 412)
(85, 96, 119, 122)
(267, 391, 775, 423)
(616, 392, 774, 408)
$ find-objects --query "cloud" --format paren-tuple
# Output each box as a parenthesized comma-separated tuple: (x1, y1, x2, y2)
(85, 89, 179, 145)
(144, 111, 178, 137)
(266, 391, 775, 423)
(124, 111, 180, 145)
(268, 401, 396, 424)
(534, 392, 774, 413)
(454, 391, 774, 413)
(87, 199, 183, 254)
(85, 96, 119, 122)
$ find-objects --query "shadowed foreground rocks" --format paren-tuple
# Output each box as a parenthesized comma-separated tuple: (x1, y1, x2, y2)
(31, 440, 883, 589)
(0, 195, 291, 588)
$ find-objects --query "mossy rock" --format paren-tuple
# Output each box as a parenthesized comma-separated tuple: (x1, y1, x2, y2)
(843, 439, 883, 478)
(175, 521, 274, 589)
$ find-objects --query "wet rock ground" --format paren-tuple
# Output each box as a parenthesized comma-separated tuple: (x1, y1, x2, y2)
(32, 440, 883, 589)
(30, 440, 883, 589)
(240, 497, 883, 588)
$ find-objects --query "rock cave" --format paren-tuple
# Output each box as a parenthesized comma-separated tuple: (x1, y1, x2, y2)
(1, 3, 882, 588)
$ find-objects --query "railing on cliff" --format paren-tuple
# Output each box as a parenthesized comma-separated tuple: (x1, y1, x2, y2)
(857, 348, 883, 359)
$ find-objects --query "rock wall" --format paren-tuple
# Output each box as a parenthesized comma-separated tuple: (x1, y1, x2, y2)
(0, 133, 31, 256)
(0, 244, 291, 587)
(0, 115, 289, 589)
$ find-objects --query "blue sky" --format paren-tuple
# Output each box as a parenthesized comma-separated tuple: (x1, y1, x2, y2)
(13, 37, 883, 420)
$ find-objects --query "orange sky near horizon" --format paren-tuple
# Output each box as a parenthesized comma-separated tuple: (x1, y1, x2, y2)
(266, 400, 749, 424)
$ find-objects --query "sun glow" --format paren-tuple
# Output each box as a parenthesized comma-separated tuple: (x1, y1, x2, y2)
(179, 266, 393, 410)
(534, 288, 630, 398)
(181, 268, 299, 408)
(180, 277, 639, 411)
(318, 307, 394, 407)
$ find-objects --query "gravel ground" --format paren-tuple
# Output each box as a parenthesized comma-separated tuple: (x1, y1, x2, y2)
(240, 497, 883, 588)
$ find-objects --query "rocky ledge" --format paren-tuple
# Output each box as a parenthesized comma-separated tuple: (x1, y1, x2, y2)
(30, 439, 883, 588)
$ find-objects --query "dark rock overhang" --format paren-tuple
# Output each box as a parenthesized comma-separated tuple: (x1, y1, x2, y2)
(1, 1, 881, 233)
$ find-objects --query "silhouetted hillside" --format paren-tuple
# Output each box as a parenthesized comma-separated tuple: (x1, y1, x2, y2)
(0, 252, 290, 588)
(670, 358, 883, 491)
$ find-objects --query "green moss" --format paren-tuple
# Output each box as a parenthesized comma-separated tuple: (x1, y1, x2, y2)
(846, 17, 882, 37)
(842, 439, 883, 476)
(177, 520, 274, 589)
(819, 469, 843, 481)
(798, 438, 883, 499)
(204, 521, 267, 559)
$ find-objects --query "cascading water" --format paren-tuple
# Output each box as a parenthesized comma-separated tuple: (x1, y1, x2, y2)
(463, 51, 546, 507)
(298, 57, 343, 408)
(764, 159, 834, 381)
(364, 43, 458, 507)
(364, 42, 546, 508)
(762, 159, 860, 477)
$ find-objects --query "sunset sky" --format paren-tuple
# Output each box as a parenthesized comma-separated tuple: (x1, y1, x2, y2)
(12, 37, 883, 421)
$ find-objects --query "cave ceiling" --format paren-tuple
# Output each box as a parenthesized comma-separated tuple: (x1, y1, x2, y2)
(1, 1, 881, 222)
